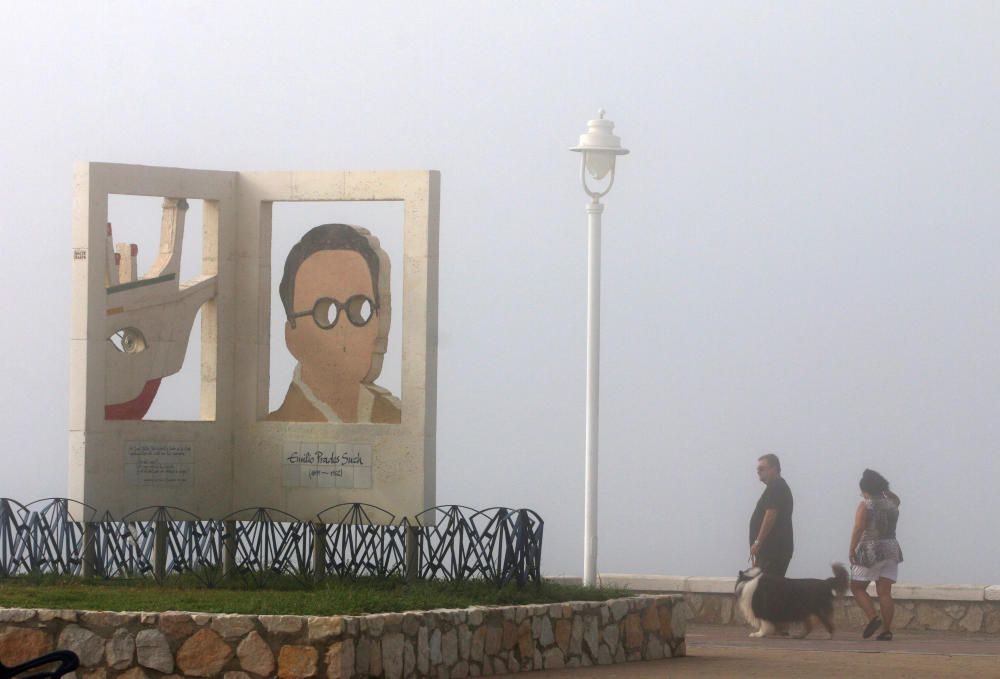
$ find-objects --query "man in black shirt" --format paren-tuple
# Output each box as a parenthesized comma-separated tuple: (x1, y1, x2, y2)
(749, 453, 794, 576)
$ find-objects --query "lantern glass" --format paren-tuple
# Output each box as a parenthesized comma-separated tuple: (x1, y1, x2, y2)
(584, 150, 614, 180)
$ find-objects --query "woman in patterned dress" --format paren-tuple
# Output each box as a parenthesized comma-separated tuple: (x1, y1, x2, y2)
(849, 469, 903, 641)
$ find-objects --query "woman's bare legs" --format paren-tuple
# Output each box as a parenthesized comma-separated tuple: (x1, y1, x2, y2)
(851, 580, 878, 621)
(876, 578, 895, 632)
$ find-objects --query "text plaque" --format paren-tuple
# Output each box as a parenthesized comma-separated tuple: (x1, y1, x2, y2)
(125, 441, 194, 487)
(282, 442, 373, 489)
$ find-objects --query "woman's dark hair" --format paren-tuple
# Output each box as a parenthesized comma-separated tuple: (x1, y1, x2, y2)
(859, 468, 890, 495)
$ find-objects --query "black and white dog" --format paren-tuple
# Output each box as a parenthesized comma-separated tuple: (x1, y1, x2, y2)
(735, 564, 848, 638)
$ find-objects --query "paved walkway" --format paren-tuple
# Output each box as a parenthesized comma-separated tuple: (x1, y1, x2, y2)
(520, 624, 1000, 678)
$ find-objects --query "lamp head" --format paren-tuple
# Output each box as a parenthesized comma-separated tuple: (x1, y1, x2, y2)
(570, 109, 629, 180)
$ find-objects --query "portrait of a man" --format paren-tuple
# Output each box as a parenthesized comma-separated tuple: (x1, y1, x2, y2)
(267, 223, 401, 423)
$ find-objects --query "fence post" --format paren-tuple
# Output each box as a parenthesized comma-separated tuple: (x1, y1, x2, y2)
(312, 522, 326, 582)
(405, 523, 420, 583)
(223, 520, 236, 576)
(153, 519, 167, 582)
(81, 521, 96, 578)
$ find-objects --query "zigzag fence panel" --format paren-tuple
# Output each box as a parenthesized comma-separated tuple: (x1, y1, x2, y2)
(0, 499, 543, 588)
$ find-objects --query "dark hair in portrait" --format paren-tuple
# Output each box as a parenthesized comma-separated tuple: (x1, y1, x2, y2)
(278, 223, 382, 319)
(758, 453, 781, 473)
(859, 468, 890, 495)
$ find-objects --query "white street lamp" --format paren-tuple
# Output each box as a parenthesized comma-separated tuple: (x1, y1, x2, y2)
(571, 110, 628, 587)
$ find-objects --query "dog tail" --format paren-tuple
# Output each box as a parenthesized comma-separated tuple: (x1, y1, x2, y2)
(829, 562, 849, 595)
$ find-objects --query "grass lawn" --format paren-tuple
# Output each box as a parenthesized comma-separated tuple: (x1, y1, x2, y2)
(0, 576, 630, 617)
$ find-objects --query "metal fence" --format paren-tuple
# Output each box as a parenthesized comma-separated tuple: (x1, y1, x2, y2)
(0, 498, 543, 588)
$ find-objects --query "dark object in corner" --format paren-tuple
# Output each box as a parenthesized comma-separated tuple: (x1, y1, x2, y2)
(0, 650, 79, 679)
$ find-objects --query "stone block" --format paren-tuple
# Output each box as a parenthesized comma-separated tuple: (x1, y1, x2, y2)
(383, 631, 405, 679)
(893, 584, 984, 601)
(278, 645, 319, 679)
(159, 612, 198, 639)
(136, 629, 174, 673)
(453, 660, 470, 677)
(418, 626, 431, 672)
(554, 619, 571, 653)
(601, 622, 619, 650)
(0, 608, 37, 623)
(369, 639, 383, 676)
(212, 614, 257, 640)
(430, 627, 442, 664)
(0, 628, 53, 666)
(960, 605, 984, 632)
(915, 603, 955, 631)
(517, 619, 533, 659)
(609, 600, 629, 622)
(685, 577, 738, 594)
(260, 614, 305, 635)
(641, 603, 659, 632)
(307, 616, 344, 643)
(355, 636, 370, 675)
(985, 586, 1000, 601)
(537, 618, 554, 647)
(623, 614, 643, 651)
(117, 669, 150, 679)
(237, 630, 275, 677)
(105, 628, 136, 670)
(583, 615, 600, 658)
(484, 623, 502, 655)
(176, 628, 234, 677)
(645, 635, 664, 660)
(325, 640, 354, 679)
(59, 625, 105, 667)
(443, 628, 459, 665)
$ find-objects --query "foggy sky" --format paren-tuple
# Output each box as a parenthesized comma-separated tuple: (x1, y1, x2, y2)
(1, 2, 998, 585)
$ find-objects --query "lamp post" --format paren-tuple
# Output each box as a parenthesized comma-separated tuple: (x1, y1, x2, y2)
(571, 110, 628, 587)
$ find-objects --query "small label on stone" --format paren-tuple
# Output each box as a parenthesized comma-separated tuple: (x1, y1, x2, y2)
(282, 442, 373, 489)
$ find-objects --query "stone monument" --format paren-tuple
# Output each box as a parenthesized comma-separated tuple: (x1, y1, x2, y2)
(69, 163, 439, 520)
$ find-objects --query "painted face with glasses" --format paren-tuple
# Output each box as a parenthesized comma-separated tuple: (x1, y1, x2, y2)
(283, 249, 382, 416)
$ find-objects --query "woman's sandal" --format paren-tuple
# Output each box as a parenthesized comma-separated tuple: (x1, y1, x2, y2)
(862, 617, 882, 639)
(876, 631, 893, 641)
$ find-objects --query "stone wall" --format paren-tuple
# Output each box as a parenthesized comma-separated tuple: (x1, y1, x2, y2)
(584, 575, 1000, 635)
(0, 595, 685, 678)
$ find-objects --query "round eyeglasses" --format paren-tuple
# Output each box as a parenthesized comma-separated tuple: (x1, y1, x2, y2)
(288, 295, 377, 330)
